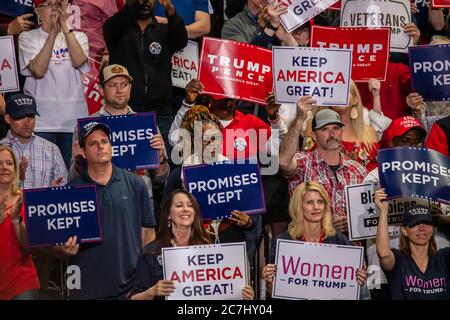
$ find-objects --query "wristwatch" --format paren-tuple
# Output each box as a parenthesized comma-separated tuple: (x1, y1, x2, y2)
(267, 24, 278, 32)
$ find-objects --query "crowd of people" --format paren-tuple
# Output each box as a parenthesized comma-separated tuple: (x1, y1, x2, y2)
(0, 0, 449, 300)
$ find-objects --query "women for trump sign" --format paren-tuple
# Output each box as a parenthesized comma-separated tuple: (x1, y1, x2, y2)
(272, 239, 364, 300)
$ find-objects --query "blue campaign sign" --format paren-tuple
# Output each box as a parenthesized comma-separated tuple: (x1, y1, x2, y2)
(183, 161, 266, 220)
(409, 45, 450, 101)
(378, 147, 450, 204)
(78, 112, 159, 170)
(0, 0, 34, 17)
(23, 185, 102, 247)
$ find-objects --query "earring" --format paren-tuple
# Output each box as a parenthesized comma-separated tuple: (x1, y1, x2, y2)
(350, 106, 359, 120)
(168, 219, 171, 228)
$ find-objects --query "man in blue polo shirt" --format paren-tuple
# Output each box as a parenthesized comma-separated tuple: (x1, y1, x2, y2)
(61, 122, 156, 300)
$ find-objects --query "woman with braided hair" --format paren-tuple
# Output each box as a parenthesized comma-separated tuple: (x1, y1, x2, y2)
(163, 105, 256, 246)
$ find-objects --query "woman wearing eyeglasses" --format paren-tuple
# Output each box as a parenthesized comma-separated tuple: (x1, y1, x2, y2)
(164, 105, 256, 246)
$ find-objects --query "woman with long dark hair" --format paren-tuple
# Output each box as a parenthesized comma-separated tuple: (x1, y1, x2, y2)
(130, 190, 254, 300)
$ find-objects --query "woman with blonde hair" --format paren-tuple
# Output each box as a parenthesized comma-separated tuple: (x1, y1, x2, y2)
(331, 80, 379, 171)
(262, 181, 366, 298)
(0, 145, 40, 299)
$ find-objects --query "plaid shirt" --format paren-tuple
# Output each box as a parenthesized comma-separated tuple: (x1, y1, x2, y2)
(0, 131, 68, 189)
(287, 149, 368, 219)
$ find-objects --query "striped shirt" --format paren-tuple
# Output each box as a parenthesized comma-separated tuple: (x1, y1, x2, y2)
(287, 149, 368, 219)
(0, 131, 68, 189)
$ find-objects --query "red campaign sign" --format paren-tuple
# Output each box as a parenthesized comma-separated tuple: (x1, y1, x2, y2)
(82, 58, 103, 115)
(310, 26, 390, 82)
(432, 0, 450, 7)
(198, 37, 273, 105)
(329, 0, 341, 10)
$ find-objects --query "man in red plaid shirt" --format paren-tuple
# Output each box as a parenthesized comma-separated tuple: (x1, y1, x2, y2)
(279, 96, 368, 234)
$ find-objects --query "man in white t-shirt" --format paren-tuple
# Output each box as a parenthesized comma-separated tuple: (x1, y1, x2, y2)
(18, 0, 90, 168)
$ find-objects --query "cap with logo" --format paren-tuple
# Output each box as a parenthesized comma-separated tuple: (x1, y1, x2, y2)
(5, 93, 40, 119)
(312, 109, 344, 131)
(79, 121, 111, 147)
(100, 64, 133, 84)
(384, 116, 426, 143)
(402, 205, 433, 228)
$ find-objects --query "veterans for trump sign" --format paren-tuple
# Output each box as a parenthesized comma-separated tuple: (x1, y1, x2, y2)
(183, 162, 265, 220)
(340, 0, 412, 53)
(82, 58, 102, 115)
(278, 0, 340, 32)
(272, 239, 363, 300)
(198, 37, 272, 104)
(310, 26, 390, 82)
(162, 242, 248, 300)
(0, 36, 20, 93)
(171, 41, 199, 89)
(378, 147, 450, 204)
(78, 113, 159, 170)
(409, 44, 450, 101)
(24, 185, 101, 247)
(345, 183, 429, 240)
(273, 46, 352, 106)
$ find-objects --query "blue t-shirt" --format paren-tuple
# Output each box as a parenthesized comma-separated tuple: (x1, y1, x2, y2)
(68, 166, 156, 299)
(154, 0, 209, 25)
(384, 248, 450, 300)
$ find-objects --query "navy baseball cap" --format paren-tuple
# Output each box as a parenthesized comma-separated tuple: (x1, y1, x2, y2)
(79, 121, 111, 147)
(402, 205, 433, 228)
(5, 93, 40, 119)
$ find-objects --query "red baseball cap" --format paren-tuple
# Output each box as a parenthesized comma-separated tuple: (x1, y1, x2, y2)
(34, 0, 47, 7)
(383, 116, 426, 143)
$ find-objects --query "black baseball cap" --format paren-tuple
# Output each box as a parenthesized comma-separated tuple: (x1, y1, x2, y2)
(402, 205, 433, 228)
(79, 121, 111, 147)
(5, 93, 40, 119)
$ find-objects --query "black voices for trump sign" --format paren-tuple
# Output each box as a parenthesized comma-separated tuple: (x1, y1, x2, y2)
(378, 147, 450, 204)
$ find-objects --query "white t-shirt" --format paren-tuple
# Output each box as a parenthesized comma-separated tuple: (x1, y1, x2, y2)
(19, 28, 89, 133)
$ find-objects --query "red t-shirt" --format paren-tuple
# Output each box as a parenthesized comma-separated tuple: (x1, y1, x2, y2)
(0, 205, 39, 300)
(357, 62, 411, 120)
(426, 123, 449, 157)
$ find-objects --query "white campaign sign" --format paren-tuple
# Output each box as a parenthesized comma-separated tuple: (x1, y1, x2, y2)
(0, 36, 20, 93)
(171, 41, 199, 89)
(273, 239, 363, 300)
(279, 0, 340, 32)
(162, 242, 248, 300)
(273, 46, 352, 106)
(340, 0, 412, 53)
(346, 183, 431, 241)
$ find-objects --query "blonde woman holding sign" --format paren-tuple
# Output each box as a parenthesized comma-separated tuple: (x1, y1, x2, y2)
(130, 189, 254, 300)
(262, 181, 367, 299)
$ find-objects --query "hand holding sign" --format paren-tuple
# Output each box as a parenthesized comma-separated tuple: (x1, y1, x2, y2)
(242, 285, 255, 300)
(185, 79, 204, 104)
(262, 263, 277, 284)
(356, 267, 367, 286)
(149, 133, 166, 163)
(265, 92, 281, 121)
(406, 92, 425, 114)
(374, 188, 389, 214)
(59, 236, 79, 256)
(229, 210, 252, 228)
(266, 1, 288, 29)
(404, 22, 421, 45)
(296, 95, 317, 120)
(149, 279, 176, 298)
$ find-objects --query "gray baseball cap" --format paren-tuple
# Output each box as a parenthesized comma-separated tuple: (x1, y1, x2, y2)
(312, 109, 344, 131)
